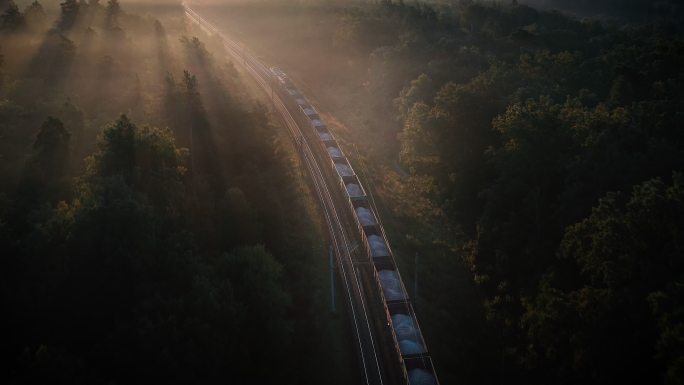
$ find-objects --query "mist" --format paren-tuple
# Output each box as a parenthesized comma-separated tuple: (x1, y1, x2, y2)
(1, 1, 355, 383)
(2, 1, 683, 385)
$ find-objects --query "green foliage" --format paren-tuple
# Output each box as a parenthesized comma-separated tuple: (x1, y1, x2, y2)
(180, 35, 211, 67)
(31, 117, 71, 168)
(18, 117, 72, 205)
(0, 6, 330, 383)
(394, 73, 435, 121)
(0, 0, 23, 31)
(471, 97, 574, 295)
(398, 101, 436, 171)
(1, 110, 307, 383)
(56, 100, 84, 149)
(80, 115, 187, 210)
(219, 245, 292, 352)
(524, 176, 684, 384)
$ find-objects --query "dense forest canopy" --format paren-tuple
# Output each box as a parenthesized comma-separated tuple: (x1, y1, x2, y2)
(518, 0, 683, 20)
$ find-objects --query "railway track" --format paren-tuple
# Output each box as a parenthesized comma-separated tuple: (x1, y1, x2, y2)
(183, 5, 389, 385)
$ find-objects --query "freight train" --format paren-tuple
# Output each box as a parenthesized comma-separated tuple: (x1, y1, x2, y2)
(270, 67, 439, 385)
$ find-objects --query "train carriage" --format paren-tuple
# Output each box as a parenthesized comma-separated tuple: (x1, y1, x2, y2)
(376, 263, 410, 304)
(317, 127, 334, 142)
(332, 157, 355, 179)
(270, 66, 294, 88)
(309, 117, 327, 132)
(404, 356, 439, 385)
(364, 227, 390, 259)
(325, 141, 345, 161)
(350, 199, 376, 237)
(387, 302, 429, 358)
(300, 105, 320, 120)
(341, 174, 367, 202)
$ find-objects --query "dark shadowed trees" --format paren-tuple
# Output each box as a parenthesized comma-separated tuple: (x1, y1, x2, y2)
(105, 0, 120, 29)
(0, 1, 23, 31)
(19, 117, 71, 205)
(59, 0, 80, 30)
(23, 1, 45, 32)
(524, 175, 684, 384)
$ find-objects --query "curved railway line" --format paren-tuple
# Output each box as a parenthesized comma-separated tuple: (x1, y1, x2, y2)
(184, 5, 439, 385)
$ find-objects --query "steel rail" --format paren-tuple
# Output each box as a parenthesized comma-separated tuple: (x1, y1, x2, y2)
(184, 6, 386, 385)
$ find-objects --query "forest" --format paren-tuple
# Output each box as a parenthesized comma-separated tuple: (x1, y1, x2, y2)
(2, 0, 683, 384)
(190, 0, 684, 384)
(517, 0, 684, 21)
(0, 1, 359, 384)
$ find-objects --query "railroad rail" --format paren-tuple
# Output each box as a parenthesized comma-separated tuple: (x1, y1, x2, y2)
(183, 4, 438, 385)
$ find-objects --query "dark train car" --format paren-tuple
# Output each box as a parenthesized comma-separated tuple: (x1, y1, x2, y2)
(340, 174, 367, 203)
(362, 225, 391, 260)
(325, 141, 345, 161)
(404, 356, 439, 385)
(300, 105, 320, 121)
(387, 302, 429, 358)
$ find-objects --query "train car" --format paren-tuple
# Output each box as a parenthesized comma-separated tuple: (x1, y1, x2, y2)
(294, 96, 308, 108)
(380, 301, 432, 385)
(387, 301, 429, 358)
(350, 198, 377, 237)
(300, 105, 320, 120)
(340, 174, 367, 203)
(315, 126, 337, 156)
(269, 66, 294, 89)
(376, 262, 410, 303)
(404, 356, 439, 385)
(325, 141, 345, 162)
(350, 198, 392, 263)
(285, 87, 300, 98)
(310, 117, 327, 133)
(316, 126, 334, 142)
(363, 226, 391, 260)
(332, 157, 355, 179)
